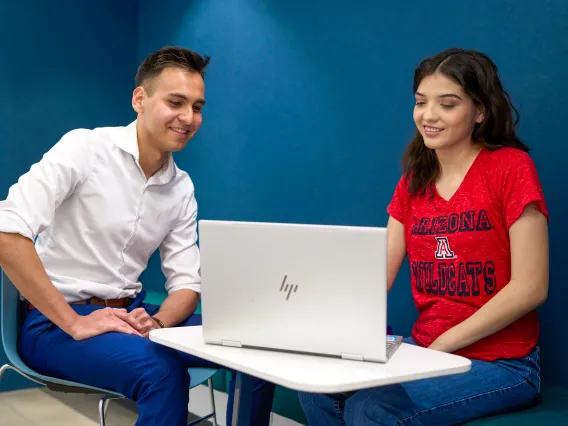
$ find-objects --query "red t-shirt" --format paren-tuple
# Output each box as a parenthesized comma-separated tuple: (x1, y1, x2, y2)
(387, 147, 548, 361)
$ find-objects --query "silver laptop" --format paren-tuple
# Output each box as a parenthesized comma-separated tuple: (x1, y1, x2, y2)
(198, 220, 403, 363)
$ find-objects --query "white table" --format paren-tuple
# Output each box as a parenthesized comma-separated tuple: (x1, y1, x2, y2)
(150, 326, 471, 425)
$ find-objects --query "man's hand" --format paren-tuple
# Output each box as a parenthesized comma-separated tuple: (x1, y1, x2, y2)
(122, 307, 162, 338)
(68, 308, 143, 341)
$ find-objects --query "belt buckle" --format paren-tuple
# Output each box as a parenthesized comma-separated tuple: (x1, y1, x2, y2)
(104, 299, 111, 307)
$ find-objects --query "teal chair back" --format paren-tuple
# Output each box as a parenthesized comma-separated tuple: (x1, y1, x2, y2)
(1, 270, 123, 394)
(1, 269, 25, 371)
(1, 271, 217, 390)
(1, 270, 218, 425)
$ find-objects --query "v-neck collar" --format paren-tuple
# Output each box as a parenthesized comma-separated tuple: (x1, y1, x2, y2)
(433, 148, 485, 204)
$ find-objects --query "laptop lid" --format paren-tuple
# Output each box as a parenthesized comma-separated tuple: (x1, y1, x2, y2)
(199, 220, 389, 362)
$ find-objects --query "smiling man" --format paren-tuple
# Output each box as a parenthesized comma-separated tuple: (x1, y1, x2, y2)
(0, 46, 275, 426)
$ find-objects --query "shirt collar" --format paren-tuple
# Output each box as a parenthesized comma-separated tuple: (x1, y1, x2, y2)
(116, 120, 177, 184)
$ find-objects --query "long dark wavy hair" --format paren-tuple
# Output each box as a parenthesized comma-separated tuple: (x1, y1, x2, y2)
(402, 48, 530, 196)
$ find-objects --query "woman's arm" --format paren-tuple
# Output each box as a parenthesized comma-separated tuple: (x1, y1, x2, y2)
(429, 203, 548, 353)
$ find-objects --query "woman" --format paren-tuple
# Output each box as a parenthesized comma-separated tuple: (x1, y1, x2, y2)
(298, 48, 549, 425)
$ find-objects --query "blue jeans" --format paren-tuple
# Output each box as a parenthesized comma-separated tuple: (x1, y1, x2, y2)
(299, 338, 540, 426)
(19, 291, 275, 426)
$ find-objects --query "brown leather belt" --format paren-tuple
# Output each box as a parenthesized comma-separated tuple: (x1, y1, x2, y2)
(27, 296, 132, 311)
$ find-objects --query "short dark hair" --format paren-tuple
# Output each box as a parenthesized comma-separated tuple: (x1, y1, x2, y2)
(135, 46, 210, 93)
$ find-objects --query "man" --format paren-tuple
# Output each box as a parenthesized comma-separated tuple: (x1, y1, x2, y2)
(0, 46, 275, 426)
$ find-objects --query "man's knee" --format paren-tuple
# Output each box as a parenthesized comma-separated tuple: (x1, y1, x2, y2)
(136, 345, 190, 395)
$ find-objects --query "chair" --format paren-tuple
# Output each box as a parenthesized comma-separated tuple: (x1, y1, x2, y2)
(0, 270, 218, 426)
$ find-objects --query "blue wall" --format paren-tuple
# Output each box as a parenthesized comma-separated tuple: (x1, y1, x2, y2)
(0, 0, 138, 391)
(138, 0, 568, 386)
(1, 0, 566, 396)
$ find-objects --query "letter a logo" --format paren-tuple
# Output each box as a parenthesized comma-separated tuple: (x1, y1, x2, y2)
(435, 237, 456, 259)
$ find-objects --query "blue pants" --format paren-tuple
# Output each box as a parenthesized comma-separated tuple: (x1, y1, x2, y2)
(19, 291, 276, 426)
(298, 338, 540, 426)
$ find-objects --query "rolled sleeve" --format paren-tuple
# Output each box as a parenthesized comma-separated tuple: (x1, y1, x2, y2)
(0, 202, 36, 240)
(0, 130, 94, 241)
(160, 187, 201, 294)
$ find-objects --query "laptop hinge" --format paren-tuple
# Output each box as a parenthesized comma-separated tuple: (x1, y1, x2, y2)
(221, 339, 243, 348)
(341, 352, 364, 361)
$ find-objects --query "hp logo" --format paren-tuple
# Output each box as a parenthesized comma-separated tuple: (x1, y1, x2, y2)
(279, 275, 298, 300)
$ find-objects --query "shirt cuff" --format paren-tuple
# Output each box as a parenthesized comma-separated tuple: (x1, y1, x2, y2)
(166, 282, 201, 295)
(0, 211, 35, 240)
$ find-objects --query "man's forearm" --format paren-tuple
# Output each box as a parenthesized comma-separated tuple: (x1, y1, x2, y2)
(0, 232, 79, 334)
(154, 289, 199, 327)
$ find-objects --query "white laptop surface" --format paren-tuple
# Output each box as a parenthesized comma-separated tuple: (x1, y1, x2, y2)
(198, 220, 402, 363)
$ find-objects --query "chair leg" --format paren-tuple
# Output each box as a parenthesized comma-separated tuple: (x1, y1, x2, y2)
(186, 378, 218, 426)
(99, 395, 123, 426)
(1, 363, 123, 426)
(98, 396, 111, 426)
(0, 364, 46, 386)
(208, 377, 218, 426)
(0, 364, 10, 382)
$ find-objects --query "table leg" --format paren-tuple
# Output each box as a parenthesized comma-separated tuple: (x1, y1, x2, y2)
(231, 371, 253, 426)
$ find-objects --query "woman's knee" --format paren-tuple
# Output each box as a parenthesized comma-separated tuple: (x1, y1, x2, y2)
(298, 391, 329, 408)
(344, 387, 411, 426)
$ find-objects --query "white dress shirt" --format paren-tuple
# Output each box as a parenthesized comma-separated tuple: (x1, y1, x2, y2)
(0, 121, 201, 302)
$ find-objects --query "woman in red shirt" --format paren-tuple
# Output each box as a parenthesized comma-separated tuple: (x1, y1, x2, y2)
(299, 48, 548, 425)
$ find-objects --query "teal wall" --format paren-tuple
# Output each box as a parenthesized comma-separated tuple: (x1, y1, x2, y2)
(137, 0, 568, 389)
(1, 0, 567, 403)
(0, 0, 138, 391)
